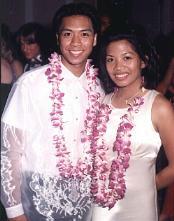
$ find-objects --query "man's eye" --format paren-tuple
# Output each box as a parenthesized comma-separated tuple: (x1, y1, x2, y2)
(82, 32, 90, 37)
(61, 32, 72, 37)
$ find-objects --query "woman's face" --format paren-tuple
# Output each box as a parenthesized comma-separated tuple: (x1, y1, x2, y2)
(105, 39, 145, 89)
(20, 35, 41, 60)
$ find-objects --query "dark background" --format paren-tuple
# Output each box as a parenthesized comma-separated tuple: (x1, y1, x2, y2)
(1, 0, 174, 40)
(0, 0, 174, 220)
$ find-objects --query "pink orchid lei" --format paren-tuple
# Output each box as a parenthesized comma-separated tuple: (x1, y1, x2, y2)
(91, 95, 144, 209)
(45, 52, 101, 179)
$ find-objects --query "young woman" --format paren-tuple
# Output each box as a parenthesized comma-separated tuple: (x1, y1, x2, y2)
(91, 26, 174, 221)
(16, 22, 54, 72)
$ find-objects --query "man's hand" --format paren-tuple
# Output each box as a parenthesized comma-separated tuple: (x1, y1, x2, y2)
(8, 214, 28, 221)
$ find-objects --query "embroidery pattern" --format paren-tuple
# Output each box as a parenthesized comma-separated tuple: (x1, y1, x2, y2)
(1, 125, 18, 206)
(30, 173, 91, 220)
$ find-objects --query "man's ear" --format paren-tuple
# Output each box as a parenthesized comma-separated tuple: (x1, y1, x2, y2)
(93, 34, 97, 47)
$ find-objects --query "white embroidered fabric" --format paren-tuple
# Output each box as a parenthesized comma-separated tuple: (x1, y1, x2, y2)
(1, 63, 104, 220)
(1, 124, 24, 207)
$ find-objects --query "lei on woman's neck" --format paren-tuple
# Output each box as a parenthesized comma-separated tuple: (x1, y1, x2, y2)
(91, 91, 144, 209)
(45, 52, 101, 179)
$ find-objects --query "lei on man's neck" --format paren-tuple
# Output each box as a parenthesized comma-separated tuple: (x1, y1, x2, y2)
(45, 52, 101, 179)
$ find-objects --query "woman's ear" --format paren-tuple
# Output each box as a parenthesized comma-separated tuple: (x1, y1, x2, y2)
(56, 34, 59, 46)
(141, 55, 148, 69)
(93, 34, 97, 47)
(141, 60, 146, 69)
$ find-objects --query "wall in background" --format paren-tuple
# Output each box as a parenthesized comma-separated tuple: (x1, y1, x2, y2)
(1, 0, 25, 32)
(1, 0, 74, 32)
(160, 0, 174, 35)
(131, 0, 174, 38)
(1, 0, 174, 39)
(98, 0, 174, 39)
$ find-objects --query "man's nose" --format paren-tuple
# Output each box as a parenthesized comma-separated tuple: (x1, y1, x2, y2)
(71, 34, 81, 45)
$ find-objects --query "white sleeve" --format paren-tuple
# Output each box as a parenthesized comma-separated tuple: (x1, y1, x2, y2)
(1, 124, 25, 218)
(1, 79, 28, 218)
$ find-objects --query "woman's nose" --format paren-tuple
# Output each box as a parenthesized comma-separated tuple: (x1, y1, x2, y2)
(114, 60, 123, 71)
(22, 43, 28, 52)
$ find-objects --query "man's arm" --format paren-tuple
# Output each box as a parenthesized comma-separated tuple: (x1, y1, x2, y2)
(1, 124, 25, 218)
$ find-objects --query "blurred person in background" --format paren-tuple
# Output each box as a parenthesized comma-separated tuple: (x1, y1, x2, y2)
(1, 23, 23, 79)
(1, 24, 23, 117)
(156, 30, 174, 221)
(0, 57, 13, 116)
(156, 31, 174, 104)
(16, 22, 55, 72)
(100, 11, 112, 34)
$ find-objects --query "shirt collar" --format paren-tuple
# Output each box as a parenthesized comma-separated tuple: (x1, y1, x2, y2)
(60, 58, 89, 89)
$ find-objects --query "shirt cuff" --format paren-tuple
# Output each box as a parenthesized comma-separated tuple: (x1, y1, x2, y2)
(6, 203, 24, 218)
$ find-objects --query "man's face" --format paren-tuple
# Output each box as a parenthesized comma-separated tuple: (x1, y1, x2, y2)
(58, 15, 97, 75)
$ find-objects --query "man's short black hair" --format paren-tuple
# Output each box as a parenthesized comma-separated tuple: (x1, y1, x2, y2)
(52, 2, 100, 35)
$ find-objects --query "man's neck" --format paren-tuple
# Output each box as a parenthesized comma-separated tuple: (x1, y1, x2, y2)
(61, 56, 87, 77)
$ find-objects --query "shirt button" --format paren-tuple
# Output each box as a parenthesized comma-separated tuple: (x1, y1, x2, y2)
(75, 96, 78, 99)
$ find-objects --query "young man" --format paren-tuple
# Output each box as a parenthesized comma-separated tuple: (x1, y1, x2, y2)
(1, 3, 104, 221)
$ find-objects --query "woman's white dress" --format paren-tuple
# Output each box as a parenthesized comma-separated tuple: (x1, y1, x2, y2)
(92, 90, 161, 221)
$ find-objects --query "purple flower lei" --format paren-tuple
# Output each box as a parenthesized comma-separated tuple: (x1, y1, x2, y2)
(45, 52, 101, 179)
(91, 95, 144, 209)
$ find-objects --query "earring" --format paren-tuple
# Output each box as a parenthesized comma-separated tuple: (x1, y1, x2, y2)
(141, 76, 145, 89)
(56, 34, 59, 46)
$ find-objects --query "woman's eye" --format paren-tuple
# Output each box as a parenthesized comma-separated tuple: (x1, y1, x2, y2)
(123, 56, 132, 61)
(106, 57, 113, 62)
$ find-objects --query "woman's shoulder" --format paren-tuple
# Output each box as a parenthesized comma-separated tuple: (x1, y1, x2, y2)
(9, 59, 24, 80)
(152, 90, 174, 128)
(152, 90, 172, 110)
